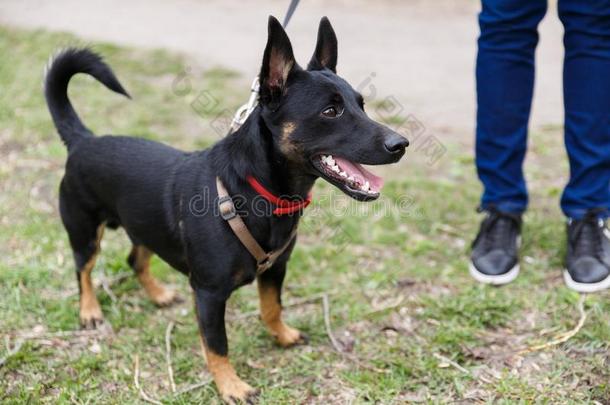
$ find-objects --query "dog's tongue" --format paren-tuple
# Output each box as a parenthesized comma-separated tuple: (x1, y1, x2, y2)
(334, 157, 384, 192)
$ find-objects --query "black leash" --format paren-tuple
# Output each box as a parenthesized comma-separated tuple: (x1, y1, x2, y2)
(282, 0, 301, 28)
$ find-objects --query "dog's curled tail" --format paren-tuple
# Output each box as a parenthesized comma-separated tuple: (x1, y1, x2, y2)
(44, 47, 130, 148)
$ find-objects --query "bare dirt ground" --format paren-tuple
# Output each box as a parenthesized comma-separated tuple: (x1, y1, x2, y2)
(0, 0, 566, 141)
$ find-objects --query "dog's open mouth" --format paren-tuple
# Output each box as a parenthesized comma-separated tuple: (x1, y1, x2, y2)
(311, 154, 384, 201)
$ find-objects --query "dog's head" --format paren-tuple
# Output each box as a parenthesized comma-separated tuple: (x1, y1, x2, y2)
(258, 16, 408, 201)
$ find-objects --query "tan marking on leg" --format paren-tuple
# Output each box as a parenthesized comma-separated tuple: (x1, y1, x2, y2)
(194, 304, 256, 403)
(205, 350, 256, 404)
(258, 282, 302, 347)
(131, 246, 179, 306)
(79, 224, 105, 328)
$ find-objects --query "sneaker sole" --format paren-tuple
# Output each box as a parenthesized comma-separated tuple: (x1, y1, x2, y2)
(563, 269, 610, 293)
(469, 262, 519, 285)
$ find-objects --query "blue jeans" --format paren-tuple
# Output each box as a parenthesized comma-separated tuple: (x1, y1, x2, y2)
(476, 0, 610, 219)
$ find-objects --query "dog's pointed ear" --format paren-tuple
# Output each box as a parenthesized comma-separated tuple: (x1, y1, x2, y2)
(259, 16, 296, 108)
(308, 17, 338, 72)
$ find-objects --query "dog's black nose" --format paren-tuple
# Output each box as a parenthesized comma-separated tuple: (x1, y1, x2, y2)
(384, 134, 409, 153)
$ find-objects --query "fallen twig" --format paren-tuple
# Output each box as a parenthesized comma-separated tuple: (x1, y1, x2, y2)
(239, 291, 388, 373)
(165, 321, 177, 393)
(318, 294, 389, 373)
(12, 328, 112, 340)
(436, 223, 463, 237)
(518, 294, 587, 355)
(322, 293, 344, 352)
(433, 352, 469, 374)
(0, 339, 24, 368)
(134, 355, 163, 405)
(173, 380, 212, 396)
(63, 272, 132, 298)
(364, 295, 406, 318)
(230, 291, 334, 320)
(101, 271, 118, 303)
(340, 351, 390, 374)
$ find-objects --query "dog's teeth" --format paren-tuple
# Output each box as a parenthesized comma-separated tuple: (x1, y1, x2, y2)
(339, 171, 347, 178)
(347, 175, 354, 182)
(364, 181, 370, 190)
(327, 156, 335, 166)
(331, 165, 340, 173)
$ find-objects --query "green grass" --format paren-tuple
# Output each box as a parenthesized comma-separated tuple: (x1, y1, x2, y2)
(1, 25, 609, 404)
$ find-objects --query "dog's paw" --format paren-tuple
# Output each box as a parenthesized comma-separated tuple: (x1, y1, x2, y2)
(80, 305, 104, 330)
(150, 288, 183, 307)
(277, 325, 308, 348)
(218, 376, 258, 404)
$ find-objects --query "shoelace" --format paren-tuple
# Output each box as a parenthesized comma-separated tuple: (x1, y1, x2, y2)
(474, 207, 521, 250)
(569, 208, 607, 259)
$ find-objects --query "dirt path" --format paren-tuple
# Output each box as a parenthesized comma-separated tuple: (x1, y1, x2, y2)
(0, 0, 565, 139)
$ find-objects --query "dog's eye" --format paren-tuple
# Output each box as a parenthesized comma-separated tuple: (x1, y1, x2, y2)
(321, 106, 343, 118)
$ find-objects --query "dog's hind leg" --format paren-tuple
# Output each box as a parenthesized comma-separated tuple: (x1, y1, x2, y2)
(59, 189, 105, 329)
(127, 245, 180, 306)
(257, 263, 307, 347)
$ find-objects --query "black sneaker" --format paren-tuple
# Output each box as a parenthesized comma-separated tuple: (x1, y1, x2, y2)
(564, 208, 610, 293)
(469, 207, 522, 285)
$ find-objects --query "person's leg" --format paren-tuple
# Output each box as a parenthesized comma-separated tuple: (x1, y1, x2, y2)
(559, 0, 610, 292)
(476, 0, 547, 214)
(559, 0, 610, 219)
(470, 0, 547, 284)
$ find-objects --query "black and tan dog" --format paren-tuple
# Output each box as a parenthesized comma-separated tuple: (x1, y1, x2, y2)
(45, 16, 408, 403)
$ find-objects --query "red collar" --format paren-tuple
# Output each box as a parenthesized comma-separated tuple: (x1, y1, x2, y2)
(247, 176, 312, 215)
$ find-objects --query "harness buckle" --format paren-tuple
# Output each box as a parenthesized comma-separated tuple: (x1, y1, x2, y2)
(257, 255, 273, 272)
(218, 196, 237, 221)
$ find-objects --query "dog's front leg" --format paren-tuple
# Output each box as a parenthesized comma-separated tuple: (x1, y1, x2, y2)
(193, 288, 257, 404)
(257, 263, 307, 347)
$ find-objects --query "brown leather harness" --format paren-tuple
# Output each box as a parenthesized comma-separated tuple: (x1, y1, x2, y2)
(218, 1, 303, 275)
(216, 177, 299, 275)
